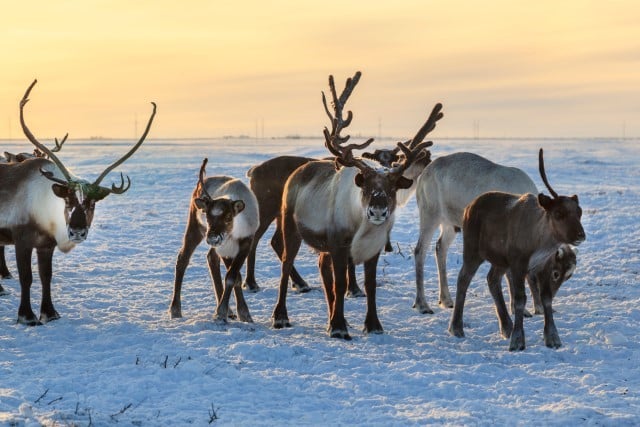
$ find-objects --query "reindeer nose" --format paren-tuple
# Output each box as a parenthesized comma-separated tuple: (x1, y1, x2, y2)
(207, 234, 225, 247)
(68, 228, 88, 243)
(367, 206, 389, 224)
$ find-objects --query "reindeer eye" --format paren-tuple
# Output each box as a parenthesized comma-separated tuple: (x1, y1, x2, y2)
(552, 270, 561, 281)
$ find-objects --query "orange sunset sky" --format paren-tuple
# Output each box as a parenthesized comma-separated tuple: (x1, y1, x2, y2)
(1, 1, 639, 140)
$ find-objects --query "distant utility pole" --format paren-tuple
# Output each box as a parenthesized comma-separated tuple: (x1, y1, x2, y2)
(473, 120, 480, 139)
(378, 117, 381, 139)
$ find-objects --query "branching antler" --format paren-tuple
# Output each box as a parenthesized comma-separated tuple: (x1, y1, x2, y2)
(322, 71, 375, 170)
(20, 79, 156, 196)
(20, 79, 74, 182)
(92, 102, 157, 193)
(538, 148, 558, 198)
(408, 103, 443, 149)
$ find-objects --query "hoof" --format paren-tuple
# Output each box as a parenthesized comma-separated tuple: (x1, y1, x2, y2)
(329, 328, 352, 340)
(272, 318, 291, 329)
(291, 282, 311, 293)
(523, 308, 533, 318)
(242, 282, 260, 293)
(508, 331, 526, 351)
(0, 286, 8, 296)
(439, 299, 454, 309)
(39, 311, 60, 324)
(17, 316, 42, 327)
(448, 325, 465, 338)
(346, 288, 365, 298)
(413, 302, 434, 315)
(237, 311, 253, 323)
(169, 310, 183, 319)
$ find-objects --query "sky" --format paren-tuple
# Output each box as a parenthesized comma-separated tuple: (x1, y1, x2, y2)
(1, 0, 639, 140)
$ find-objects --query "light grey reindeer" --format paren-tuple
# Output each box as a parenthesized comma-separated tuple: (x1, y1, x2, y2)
(272, 71, 434, 339)
(448, 149, 585, 351)
(413, 152, 544, 316)
(170, 158, 259, 322)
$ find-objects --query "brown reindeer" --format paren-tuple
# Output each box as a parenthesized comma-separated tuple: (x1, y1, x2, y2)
(448, 149, 585, 350)
(0, 79, 156, 325)
(271, 71, 435, 339)
(169, 158, 259, 322)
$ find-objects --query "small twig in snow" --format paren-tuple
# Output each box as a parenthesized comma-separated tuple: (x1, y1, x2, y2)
(208, 403, 220, 424)
(34, 389, 49, 404)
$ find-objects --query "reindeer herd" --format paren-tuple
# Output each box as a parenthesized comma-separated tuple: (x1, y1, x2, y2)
(0, 73, 584, 351)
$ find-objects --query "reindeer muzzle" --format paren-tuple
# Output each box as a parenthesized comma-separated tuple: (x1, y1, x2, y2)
(207, 233, 226, 247)
(68, 227, 88, 243)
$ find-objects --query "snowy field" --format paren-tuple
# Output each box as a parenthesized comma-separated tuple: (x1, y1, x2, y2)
(0, 136, 638, 426)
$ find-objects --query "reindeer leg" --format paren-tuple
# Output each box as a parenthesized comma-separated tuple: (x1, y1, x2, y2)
(346, 257, 364, 298)
(15, 242, 38, 326)
(448, 256, 482, 338)
(169, 212, 204, 319)
(227, 238, 253, 323)
(328, 248, 350, 340)
(243, 218, 269, 293)
(507, 270, 533, 318)
(363, 253, 383, 334)
(37, 246, 59, 323)
(487, 265, 512, 339)
(541, 283, 561, 348)
(526, 272, 544, 315)
(272, 210, 301, 328)
(413, 208, 439, 314)
(207, 249, 231, 321)
(508, 265, 528, 351)
(270, 221, 310, 293)
(0, 246, 12, 280)
(435, 225, 457, 308)
(318, 252, 334, 332)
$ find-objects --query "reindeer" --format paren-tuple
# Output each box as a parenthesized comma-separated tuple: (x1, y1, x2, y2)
(169, 158, 259, 322)
(0, 79, 156, 325)
(243, 107, 441, 296)
(0, 135, 68, 283)
(271, 71, 434, 339)
(448, 149, 585, 350)
(413, 152, 544, 315)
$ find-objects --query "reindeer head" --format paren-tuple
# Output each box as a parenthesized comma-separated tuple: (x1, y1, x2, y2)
(20, 79, 156, 243)
(194, 158, 245, 247)
(537, 148, 586, 246)
(547, 244, 577, 298)
(321, 72, 438, 226)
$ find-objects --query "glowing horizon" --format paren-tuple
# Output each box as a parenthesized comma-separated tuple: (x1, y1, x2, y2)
(2, 1, 639, 140)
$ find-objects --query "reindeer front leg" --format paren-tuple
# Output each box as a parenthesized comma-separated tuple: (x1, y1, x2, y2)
(508, 263, 529, 351)
(328, 248, 350, 340)
(541, 283, 561, 348)
(15, 242, 38, 326)
(0, 246, 12, 280)
(222, 238, 253, 323)
(37, 246, 59, 323)
(170, 211, 204, 319)
(363, 253, 383, 334)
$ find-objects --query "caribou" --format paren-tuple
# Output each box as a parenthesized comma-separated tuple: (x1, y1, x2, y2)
(0, 79, 156, 325)
(412, 152, 545, 316)
(243, 104, 441, 296)
(448, 149, 585, 350)
(169, 158, 259, 322)
(271, 71, 435, 339)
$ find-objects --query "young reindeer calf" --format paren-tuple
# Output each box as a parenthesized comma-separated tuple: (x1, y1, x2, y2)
(449, 149, 585, 351)
(169, 159, 259, 322)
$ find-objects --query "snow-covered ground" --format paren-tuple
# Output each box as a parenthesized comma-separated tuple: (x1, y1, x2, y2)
(0, 136, 638, 426)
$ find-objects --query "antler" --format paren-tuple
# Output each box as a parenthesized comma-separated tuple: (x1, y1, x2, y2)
(408, 103, 443, 149)
(92, 102, 157, 193)
(538, 148, 558, 198)
(322, 72, 375, 170)
(198, 158, 212, 199)
(52, 133, 68, 152)
(20, 79, 74, 182)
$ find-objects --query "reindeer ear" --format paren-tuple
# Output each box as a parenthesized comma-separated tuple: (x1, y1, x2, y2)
(571, 194, 579, 203)
(538, 193, 553, 210)
(194, 198, 207, 210)
(354, 173, 364, 188)
(396, 176, 413, 189)
(232, 200, 245, 215)
(51, 183, 70, 199)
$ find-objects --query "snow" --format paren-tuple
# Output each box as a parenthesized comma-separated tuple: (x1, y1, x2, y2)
(0, 137, 638, 426)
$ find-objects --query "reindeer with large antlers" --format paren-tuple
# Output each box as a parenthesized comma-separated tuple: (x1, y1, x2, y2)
(0, 80, 156, 325)
(271, 71, 435, 339)
(243, 103, 442, 296)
